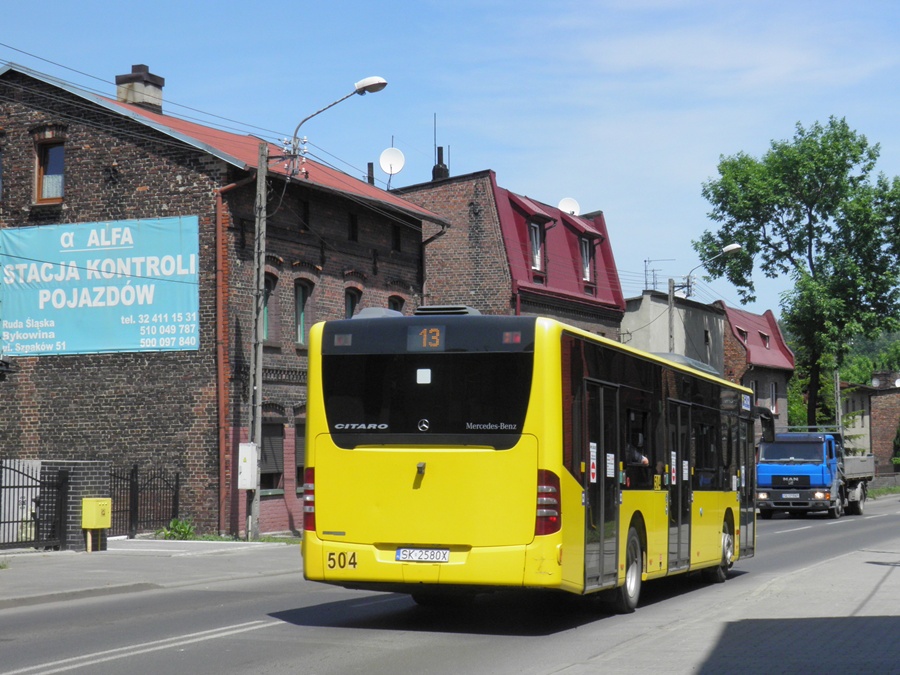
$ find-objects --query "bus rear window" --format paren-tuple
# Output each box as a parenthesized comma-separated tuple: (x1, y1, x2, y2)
(322, 351, 533, 449)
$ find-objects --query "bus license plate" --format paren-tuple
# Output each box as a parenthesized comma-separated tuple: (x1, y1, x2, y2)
(395, 548, 450, 563)
(782, 493, 800, 499)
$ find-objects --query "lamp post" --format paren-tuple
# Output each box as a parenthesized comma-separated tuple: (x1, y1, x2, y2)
(247, 77, 387, 540)
(668, 243, 742, 353)
(290, 76, 388, 162)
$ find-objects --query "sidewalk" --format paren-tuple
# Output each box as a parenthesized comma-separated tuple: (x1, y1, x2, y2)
(0, 538, 302, 610)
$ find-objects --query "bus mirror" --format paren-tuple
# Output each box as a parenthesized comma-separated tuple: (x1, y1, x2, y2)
(754, 406, 775, 443)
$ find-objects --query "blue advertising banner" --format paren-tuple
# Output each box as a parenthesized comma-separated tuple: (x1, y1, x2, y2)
(1, 216, 200, 355)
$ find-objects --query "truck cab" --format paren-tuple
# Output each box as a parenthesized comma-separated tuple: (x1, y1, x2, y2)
(756, 432, 846, 519)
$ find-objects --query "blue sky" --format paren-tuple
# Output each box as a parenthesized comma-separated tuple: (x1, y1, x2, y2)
(4, 0, 899, 317)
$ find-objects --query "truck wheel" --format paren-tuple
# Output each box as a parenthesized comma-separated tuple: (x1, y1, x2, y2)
(847, 486, 866, 516)
(614, 527, 642, 613)
(828, 495, 843, 519)
(702, 520, 733, 584)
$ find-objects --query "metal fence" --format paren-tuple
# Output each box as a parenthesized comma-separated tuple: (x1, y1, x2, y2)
(0, 460, 67, 550)
(109, 465, 180, 538)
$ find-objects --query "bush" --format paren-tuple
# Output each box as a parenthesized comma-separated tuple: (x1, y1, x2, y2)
(155, 517, 196, 540)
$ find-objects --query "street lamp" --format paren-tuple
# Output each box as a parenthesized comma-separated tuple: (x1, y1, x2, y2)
(290, 76, 388, 159)
(247, 77, 387, 540)
(668, 243, 742, 353)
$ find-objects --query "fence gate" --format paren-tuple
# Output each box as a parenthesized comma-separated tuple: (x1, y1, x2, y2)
(0, 460, 67, 550)
(110, 465, 180, 538)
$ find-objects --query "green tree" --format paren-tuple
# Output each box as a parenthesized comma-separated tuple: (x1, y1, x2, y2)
(697, 117, 900, 426)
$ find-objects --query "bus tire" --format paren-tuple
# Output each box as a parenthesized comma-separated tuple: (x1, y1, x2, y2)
(614, 527, 642, 614)
(702, 519, 733, 584)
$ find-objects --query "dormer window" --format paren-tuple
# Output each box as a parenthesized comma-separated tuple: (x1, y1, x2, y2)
(759, 331, 770, 348)
(737, 328, 748, 344)
(529, 222, 543, 271)
(580, 238, 592, 282)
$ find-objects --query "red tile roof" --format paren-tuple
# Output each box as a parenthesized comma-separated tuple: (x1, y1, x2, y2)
(716, 302, 794, 370)
(493, 177, 625, 312)
(0, 64, 444, 226)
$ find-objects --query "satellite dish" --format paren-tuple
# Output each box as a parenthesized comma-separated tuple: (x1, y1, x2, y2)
(872, 378, 881, 388)
(558, 197, 580, 216)
(379, 147, 405, 175)
(894, 379, 900, 388)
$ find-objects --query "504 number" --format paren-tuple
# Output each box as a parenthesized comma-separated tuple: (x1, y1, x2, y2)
(327, 551, 358, 569)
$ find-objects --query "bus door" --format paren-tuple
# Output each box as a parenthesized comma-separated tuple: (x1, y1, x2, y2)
(583, 381, 619, 590)
(667, 400, 692, 572)
(738, 416, 755, 558)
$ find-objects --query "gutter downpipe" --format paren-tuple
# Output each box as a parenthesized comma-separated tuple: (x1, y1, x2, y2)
(421, 223, 448, 306)
(215, 175, 256, 535)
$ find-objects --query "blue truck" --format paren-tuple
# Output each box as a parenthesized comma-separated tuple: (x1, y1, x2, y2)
(756, 430, 874, 519)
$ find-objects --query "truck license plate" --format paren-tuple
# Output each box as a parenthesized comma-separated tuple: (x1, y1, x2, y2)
(782, 493, 800, 499)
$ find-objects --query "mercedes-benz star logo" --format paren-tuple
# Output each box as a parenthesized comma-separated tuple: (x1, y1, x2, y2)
(417, 419, 430, 432)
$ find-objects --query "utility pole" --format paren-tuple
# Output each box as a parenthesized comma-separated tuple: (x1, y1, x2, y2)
(248, 141, 267, 540)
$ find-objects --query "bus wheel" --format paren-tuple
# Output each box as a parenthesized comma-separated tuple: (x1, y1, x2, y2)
(614, 527, 642, 614)
(702, 520, 733, 584)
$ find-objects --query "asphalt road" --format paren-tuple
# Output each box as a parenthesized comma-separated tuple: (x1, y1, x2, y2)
(3, 496, 900, 674)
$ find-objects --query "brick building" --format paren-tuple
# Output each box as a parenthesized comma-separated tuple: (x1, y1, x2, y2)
(715, 302, 794, 432)
(0, 63, 442, 535)
(393, 166, 625, 334)
(865, 373, 900, 474)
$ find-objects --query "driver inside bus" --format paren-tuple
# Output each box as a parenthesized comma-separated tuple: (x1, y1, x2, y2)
(627, 432, 649, 466)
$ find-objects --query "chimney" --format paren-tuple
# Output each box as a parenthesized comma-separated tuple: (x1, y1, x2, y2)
(367, 162, 375, 186)
(432, 146, 450, 181)
(116, 65, 165, 114)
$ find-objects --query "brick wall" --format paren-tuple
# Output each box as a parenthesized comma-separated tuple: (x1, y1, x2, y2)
(395, 172, 512, 312)
(871, 390, 900, 474)
(0, 69, 426, 536)
(42, 460, 110, 552)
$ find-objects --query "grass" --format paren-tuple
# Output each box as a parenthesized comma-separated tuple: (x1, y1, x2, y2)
(0, 559, 8, 570)
(869, 485, 900, 499)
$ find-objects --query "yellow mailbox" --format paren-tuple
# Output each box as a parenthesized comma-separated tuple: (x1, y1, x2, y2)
(81, 498, 112, 529)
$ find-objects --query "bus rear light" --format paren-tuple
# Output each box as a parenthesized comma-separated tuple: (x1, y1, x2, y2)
(303, 467, 316, 532)
(535, 469, 561, 536)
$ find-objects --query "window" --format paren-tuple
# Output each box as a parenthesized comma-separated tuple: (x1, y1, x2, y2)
(388, 295, 405, 313)
(580, 238, 592, 281)
(299, 200, 310, 231)
(260, 422, 284, 491)
(295, 419, 306, 488)
(345, 289, 361, 318)
(295, 281, 313, 345)
(770, 381, 778, 414)
(37, 142, 65, 203)
(750, 380, 758, 404)
(348, 214, 359, 242)
(529, 222, 543, 271)
(759, 332, 770, 348)
(737, 328, 748, 344)
(263, 274, 278, 342)
(392, 224, 402, 252)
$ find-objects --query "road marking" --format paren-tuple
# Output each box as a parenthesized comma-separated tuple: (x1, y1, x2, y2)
(1, 620, 280, 675)
(770, 525, 812, 534)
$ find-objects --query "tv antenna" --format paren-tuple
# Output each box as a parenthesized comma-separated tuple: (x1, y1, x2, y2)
(644, 257, 675, 291)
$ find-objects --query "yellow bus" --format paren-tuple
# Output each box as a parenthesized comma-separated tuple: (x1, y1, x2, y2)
(301, 308, 768, 611)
